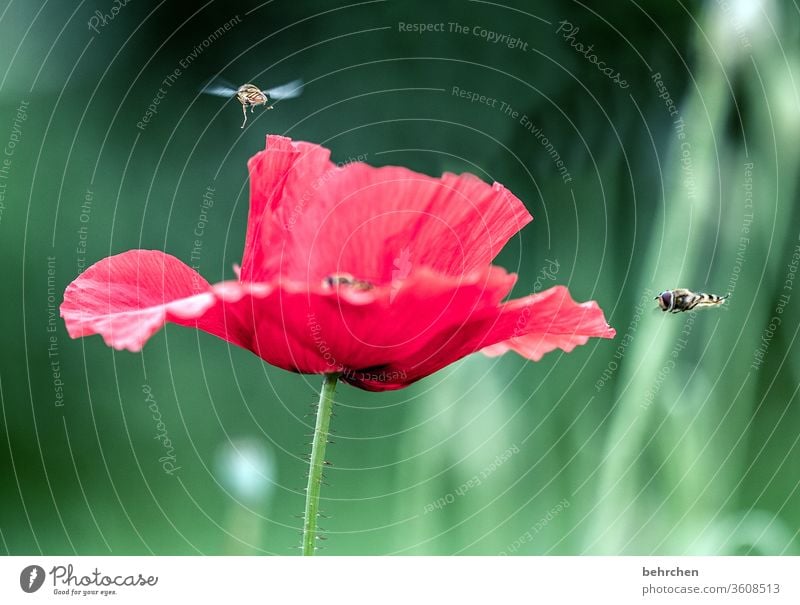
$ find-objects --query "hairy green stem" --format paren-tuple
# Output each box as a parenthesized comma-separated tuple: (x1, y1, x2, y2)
(302, 373, 338, 555)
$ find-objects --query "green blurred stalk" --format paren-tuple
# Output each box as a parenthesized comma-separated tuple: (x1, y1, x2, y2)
(302, 373, 338, 555)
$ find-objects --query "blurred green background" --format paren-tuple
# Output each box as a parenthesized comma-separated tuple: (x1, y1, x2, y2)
(1, 0, 799, 555)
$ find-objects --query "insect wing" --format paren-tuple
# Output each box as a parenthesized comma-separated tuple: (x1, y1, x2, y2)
(265, 79, 304, 99)
(200, 76, 238, 98)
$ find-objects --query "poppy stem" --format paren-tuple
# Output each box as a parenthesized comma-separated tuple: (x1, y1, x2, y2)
(302, 372, 339, 555)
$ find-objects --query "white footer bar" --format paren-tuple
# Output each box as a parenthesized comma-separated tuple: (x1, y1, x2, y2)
(1, 556, 797, 604)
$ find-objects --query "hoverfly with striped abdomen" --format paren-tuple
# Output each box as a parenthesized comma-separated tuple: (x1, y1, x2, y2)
(201, 77, 304, 128)
(655, 288, 728, 313)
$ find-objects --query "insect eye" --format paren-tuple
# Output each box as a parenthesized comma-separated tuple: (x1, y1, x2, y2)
(660, 291, 672, 308)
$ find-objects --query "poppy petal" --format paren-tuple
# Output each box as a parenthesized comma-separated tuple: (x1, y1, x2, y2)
(205, 265, 517, 376)
(342, 285, 615, 390)
(482, 285, 616, 360)
(248, 136, 532, 284)
(241, 137, 331, 281)
(61, 250, 224, 352)
(61, 250, 520, 377)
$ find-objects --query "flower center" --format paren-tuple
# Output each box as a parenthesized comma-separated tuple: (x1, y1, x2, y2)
(321, 273, 374, 291)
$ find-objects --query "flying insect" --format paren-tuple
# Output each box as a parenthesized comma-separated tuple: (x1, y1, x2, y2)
(655, 289, 728, 313)
(202, 77, 304, 128)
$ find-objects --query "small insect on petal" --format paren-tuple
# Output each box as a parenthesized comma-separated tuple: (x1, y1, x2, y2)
(321, 273, 374, 291)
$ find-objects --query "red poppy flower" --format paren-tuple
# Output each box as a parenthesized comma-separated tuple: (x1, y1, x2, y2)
(61, 135, 615, 391)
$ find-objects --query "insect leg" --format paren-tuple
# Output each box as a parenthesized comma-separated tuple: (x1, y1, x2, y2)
(241, 103, 247, 128)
